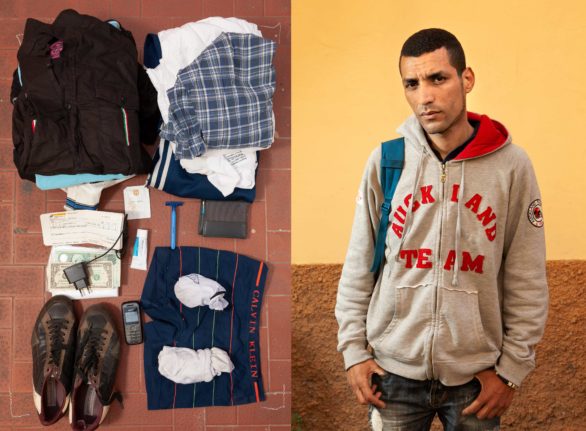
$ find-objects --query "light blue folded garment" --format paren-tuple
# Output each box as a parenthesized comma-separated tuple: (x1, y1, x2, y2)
(35, 173, 128, 190)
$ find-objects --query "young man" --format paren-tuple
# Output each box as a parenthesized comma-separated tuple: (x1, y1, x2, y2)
(335, 28, 548, 430)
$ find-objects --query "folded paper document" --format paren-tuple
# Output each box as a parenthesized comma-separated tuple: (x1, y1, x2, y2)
(40, 210, 125, 249)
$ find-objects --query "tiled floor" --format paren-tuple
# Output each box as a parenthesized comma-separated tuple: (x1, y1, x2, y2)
(0, 1, 291, 429)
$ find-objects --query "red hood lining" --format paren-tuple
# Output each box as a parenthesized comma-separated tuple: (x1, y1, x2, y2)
(453, 112, 509, 161)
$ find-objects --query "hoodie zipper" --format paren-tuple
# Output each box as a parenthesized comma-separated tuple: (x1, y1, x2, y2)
(440, 163, 447, 183)
(428, 162, 447, 379)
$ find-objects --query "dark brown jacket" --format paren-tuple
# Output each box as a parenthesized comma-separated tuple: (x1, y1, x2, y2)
(11, 9, 159, 181)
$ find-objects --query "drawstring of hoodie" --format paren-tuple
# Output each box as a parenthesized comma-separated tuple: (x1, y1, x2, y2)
(452, 161, 465, 286)
(392, 147, 424, 271)
(386, 148, 466, 286)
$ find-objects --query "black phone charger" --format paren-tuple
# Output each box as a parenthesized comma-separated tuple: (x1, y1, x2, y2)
(63, 262, 90, 292)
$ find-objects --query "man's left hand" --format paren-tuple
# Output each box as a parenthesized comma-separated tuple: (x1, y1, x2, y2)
(461, 369, 515, 419)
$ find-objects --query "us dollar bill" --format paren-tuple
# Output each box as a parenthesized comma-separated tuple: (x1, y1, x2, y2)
(48, 261, 114, 291)
(47, 246, 121, 292)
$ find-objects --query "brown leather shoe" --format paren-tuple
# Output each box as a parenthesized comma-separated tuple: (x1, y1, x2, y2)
(70, 304, 122, 430)
(31, 295, 77, 425)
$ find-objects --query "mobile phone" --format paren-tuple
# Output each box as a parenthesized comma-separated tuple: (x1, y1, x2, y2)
(121, 301, 143, 345)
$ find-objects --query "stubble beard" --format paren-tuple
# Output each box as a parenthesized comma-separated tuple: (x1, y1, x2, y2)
(421, 99, 467, 137)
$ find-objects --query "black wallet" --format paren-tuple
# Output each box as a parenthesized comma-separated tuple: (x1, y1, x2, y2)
(198, 200, 250, 239)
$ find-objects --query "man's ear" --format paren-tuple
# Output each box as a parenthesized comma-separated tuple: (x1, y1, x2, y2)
(462, 67, 475, 94)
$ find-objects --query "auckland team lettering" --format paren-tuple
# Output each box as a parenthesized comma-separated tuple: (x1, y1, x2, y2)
(390, 184, 497, 275)
(391, 184, 497, 242)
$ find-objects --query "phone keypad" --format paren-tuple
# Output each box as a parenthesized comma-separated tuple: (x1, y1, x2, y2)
(125, 324, 142, 344)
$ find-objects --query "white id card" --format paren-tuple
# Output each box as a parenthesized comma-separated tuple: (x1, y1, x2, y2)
(123, 186, 151, 220)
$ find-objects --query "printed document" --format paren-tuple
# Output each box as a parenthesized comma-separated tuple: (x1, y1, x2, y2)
(40, 210, 124, 249)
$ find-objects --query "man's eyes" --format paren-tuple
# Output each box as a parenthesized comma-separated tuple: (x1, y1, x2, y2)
(404, 76, 446, 88)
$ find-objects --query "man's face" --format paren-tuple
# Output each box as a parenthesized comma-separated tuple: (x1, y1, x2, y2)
(399, 47, 474, 136)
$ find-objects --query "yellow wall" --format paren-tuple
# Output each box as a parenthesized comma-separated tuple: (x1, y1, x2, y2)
(292, 0, 586, 264)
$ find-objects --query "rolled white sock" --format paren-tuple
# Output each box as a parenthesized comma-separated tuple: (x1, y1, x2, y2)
(158, 346, 234, 384)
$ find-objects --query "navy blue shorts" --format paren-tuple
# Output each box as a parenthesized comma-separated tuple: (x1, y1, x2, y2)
(141, 246, 268, 409)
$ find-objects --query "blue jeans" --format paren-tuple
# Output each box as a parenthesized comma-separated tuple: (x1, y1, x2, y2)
(370, 372, 500, 431)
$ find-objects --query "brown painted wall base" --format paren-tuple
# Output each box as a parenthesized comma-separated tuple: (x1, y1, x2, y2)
(292, 261, 586, 431)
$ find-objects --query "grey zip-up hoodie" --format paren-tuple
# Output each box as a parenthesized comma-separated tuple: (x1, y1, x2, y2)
(336, 112, 548, 387)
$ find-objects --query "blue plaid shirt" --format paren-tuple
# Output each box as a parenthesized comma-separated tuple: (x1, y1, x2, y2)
(160, 32, 276, 159)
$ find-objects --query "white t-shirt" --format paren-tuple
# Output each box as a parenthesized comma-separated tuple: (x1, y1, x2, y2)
(170, 142, 258, 196)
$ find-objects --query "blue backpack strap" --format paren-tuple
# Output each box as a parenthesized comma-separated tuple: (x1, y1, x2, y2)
(370, 137, 405, 273)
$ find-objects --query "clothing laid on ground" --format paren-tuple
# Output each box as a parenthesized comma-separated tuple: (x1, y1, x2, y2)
(172, 144, 258, 196)
(62, 177, 133, 211)
(144, 19, 274, 200)
(141, 247, 268, 409)
(159, 32, 276, 158)
(145, 17, 262, 124)
(146, 140, 257, 203)
(143, 33, 162, 68)
(336, 112, 548, 388)
(158, 346, 234, 384)
(35, 173, 127, 190)
(11, 9, 160, 181)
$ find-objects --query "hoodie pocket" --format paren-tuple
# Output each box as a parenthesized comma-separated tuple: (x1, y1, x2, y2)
(372, 284, 433, 362)
(435, 286, 498, 361)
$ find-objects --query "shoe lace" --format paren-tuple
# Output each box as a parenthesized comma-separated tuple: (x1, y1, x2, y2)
(78, 324, 107, 381)
(47, 318, 68, 368)
(75, 322, 124, 410)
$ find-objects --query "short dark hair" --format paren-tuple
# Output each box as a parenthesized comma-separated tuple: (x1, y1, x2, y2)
(400, 28, 466, 75)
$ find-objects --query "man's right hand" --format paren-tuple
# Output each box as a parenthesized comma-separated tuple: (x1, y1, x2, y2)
(346, 359, 387, 408)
